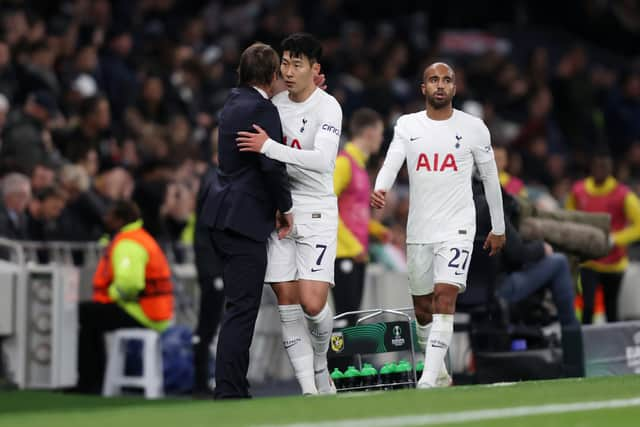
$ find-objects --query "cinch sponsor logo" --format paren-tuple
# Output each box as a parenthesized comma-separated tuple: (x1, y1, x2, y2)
(321, 123, 340, 135)
(416, 153, 458, 172)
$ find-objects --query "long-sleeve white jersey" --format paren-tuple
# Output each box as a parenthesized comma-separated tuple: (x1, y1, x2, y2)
(261, 88, 343, 216)
(374, 109, 505, 244)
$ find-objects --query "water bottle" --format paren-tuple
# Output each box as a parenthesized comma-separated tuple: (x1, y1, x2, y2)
(395, 360, 411, 389)
(343, 365, 361, 389)
(360, 363, 378, 390)
(330, 368, 345, 390)
(379, 363, 395, 390)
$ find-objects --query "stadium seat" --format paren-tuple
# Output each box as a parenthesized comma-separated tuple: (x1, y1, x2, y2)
(102, 328, 164, 399)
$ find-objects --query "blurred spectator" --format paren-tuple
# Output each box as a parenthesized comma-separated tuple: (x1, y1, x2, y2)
(98, 25, 137, 128)
(59, 164, 106, 241)
(0, 93, 9, 139)
(333, 108, 389, 323)
(53, 95, 112, 167)
(126, 74, 171, 133)
(26, 186, 68, 242)
(0, 40, 17, 102)
(495, 145, 527, 198)
(15, 40, 60, 101)
(30, 162, 56, 194)
(0, 91, 58, 174)
(472, 180, 579, 327)
(0, 173, 31, 240)
(605, 70, 640, 159)
(566, 151, 640, 323)
(551, 45, 598, 163)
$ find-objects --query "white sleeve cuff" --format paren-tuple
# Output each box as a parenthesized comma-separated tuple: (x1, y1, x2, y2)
(261, 138, 276, 154)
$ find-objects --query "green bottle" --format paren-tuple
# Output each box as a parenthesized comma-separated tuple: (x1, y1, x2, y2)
(360, 363, 378, 388)
(330, 368, 345, 390)
(396, 360, 411, 388)
(379, 363, 396, 389)
(343, 365, 361, 388)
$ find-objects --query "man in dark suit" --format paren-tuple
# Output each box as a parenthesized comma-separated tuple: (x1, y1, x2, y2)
(199, 42, 293, 399)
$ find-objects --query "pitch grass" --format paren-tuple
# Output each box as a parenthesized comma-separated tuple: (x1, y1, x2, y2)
(1, 375, 640, 427)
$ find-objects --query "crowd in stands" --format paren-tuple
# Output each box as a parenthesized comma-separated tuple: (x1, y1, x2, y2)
(0, 0, 639, 265)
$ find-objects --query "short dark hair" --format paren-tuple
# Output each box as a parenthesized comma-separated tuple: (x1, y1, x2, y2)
(349, 108, 382, 137)
(108, 200, 141, 224)
(35, 186, 66, 202)
(79, 95, 107, 118)
(280, 33, 322, 63)
(237, 42, 279, 87)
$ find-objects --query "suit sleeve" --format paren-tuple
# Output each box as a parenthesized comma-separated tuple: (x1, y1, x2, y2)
(254, 102, 293, 214)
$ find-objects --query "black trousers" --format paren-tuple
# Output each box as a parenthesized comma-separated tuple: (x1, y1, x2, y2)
(77, 302, 143, 393)
(209, 228, 266, 399)
(192, 272, 225, 393)
(579, 268, 623, 324)
(332, 258, 366, 320)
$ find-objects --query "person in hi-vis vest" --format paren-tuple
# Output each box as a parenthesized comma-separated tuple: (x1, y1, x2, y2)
(333, 108, 390, 326)
(566, 151, 640, 323)
(75, 200, 173, 394)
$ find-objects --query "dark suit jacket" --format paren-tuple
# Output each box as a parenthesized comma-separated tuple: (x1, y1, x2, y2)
(199, 87, 292, 242)
(0, 203, 28, 241)
(194, 165, 223, 277)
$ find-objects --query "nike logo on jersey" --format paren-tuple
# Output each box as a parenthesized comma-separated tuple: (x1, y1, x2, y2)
(284, 337, 302, 349)
(311, 268, 323, 272)
(431, 339, 449, 349)
(409, 137, 420, 141)
(416, 153, 458, 172)
(454, 271, 465, 276)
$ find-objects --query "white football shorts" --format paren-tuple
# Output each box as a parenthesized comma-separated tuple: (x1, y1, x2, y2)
(264, 210, 337, 286)
(407, 239, 474, 295)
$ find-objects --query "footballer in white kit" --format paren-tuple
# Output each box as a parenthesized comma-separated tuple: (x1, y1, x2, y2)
(261, 86, 341, 285)
(372, 62, 505, 389)
(236, 33, 341, 396)
(376, 108, 495, 292)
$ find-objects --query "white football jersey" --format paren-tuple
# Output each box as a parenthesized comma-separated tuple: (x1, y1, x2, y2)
(375, 109, 495, 244)
(264, 88, 343, 217)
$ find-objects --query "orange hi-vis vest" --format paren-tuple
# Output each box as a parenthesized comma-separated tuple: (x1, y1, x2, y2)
(93, 227, 174, 322)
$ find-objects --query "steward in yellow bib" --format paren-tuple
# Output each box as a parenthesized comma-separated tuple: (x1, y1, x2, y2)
(75, 200, 174, 394)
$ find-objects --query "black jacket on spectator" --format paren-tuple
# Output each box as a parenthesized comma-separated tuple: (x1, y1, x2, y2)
(0, 203, 28, 241)
(0, 111, 48, 173)
(63, 190, 109, 241)
(473, 180, 545, 275)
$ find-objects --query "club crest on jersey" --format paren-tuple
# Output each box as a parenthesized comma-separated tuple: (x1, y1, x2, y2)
(416, 153, 458, 172)
(455, 133, 462, 149)
(300, 118, 308, 133)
